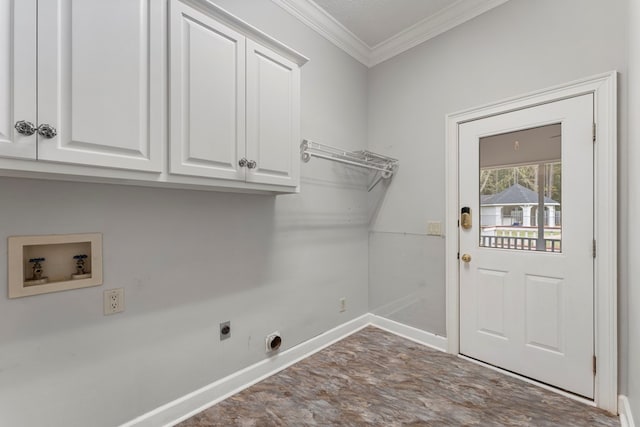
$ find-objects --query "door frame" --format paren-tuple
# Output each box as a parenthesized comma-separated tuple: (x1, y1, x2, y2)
(445, 71, 617, 412)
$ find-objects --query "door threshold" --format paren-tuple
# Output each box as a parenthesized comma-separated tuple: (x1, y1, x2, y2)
(457, 354, 595, 407)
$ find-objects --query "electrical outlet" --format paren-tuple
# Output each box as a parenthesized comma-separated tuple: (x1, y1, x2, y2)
(103, 288, 124, 315)
(220, 321, 231, 340)
(427, 221, 442, 236)
(339, 297, 347, 312)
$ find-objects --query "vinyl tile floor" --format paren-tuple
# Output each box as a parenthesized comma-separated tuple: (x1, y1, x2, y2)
(177, 326, 619, 426)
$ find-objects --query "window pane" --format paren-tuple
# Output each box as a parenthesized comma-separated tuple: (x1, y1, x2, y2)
(479, 124, 562, 253)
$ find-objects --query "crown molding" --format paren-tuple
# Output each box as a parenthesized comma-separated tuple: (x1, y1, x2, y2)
(369, 0, 510, 66)
(270, 0, 371, 66)
(271, 0, 510, 68)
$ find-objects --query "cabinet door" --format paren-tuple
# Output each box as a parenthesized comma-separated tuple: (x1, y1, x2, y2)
(246, 40, 300, 187)
(169, 0, 246, 180)
(36, 0, 164, 171)
(0, 0, 37, 159)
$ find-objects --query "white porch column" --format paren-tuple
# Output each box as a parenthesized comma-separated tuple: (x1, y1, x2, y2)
(522, 205, 533, 226)
(547, 206, 556, 227)
(493, 206, 501, 226)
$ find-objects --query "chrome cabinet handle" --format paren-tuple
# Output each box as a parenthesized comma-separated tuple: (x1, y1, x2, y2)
(247, 160, 257, 169)
(15, 120, 37, 136)
(37, 124, 57, 139)
(239, 158, 248, 167)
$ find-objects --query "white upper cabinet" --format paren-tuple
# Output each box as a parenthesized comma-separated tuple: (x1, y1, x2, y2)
(0, 0, 37, 159)
(35, 0, 164, 171)
(1, 0, 163, 171)
(169, 0, 305, 188)
(170, 1, 246, 180)
(245, 40, 300, 187)
(0, 0, 306, 193)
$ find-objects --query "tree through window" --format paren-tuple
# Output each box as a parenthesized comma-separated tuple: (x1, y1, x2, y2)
(479, 124, 562, 252)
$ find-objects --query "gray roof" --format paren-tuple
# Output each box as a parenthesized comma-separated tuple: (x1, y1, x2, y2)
(481, 183, 559, 206)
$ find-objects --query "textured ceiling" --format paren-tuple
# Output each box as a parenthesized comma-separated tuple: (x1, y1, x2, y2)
(313, 0, 455, 47)
(480, 124, 562, 169)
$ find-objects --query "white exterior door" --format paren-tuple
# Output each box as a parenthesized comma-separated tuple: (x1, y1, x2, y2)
(459, 94, 594, 398)
(0, 0, 37, 159)
(245, 40, 299, 187)
(169, 0, 246, 180)
(36, 0, 163, 171)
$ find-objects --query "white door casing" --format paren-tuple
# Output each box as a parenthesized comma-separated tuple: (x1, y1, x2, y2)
(445, 72, 617, 412)
(459, 95, 594, 398)
(36, 0, 163, 171)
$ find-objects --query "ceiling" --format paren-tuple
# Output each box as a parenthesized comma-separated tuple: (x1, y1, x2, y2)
(271, 0, 511, 67)
(480, 124, 562, 169)
(312, 0, 454, 47)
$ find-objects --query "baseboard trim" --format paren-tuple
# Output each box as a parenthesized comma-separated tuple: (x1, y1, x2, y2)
(120, 314, 373, 427)
(620, 395, 636, 427)
(368, 314, 448, 352)
(123, 313, 625, 427)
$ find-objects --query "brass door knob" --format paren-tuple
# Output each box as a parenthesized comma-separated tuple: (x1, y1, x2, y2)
(461, 253, 472, 263)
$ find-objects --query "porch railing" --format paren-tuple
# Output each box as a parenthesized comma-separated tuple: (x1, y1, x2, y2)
(480, 236, 561, 252)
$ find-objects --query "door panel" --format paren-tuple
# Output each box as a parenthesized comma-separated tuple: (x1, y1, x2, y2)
(169, 0, 246, 180)
(246, 40, 299, 187)
(0, 0, 36, 159)
(525, 274, 564, 353)
(476, 268, 508, 339)
(37, 0, 163, 171)
(459, 94, 594, 398)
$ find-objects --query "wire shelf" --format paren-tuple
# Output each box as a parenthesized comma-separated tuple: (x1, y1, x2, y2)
(300, 140, 398, 190)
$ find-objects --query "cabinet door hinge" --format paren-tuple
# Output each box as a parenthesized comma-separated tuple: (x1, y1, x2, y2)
(593, 239, 597, 258)
(593, 123, 597, 143)
(593, 355, 597, 375)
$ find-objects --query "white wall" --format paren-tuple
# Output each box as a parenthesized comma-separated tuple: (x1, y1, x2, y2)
(626, 0, 639, 419)
(0, 1, 369, 426)
(367, 0, 629, 384)
(2, 1, 634, 424)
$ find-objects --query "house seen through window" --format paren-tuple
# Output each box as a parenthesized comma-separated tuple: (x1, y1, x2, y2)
(479, 124, 562, 252)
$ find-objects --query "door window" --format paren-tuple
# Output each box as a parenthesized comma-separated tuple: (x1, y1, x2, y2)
(479, 124, 562, 252)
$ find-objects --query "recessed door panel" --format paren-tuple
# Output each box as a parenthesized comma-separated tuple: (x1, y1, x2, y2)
(0, 0, 36, 159)
(170, 1, 245, 179)
(186, 20, 237, 165)
(246, 40, 299, 187)
(525, 274, 564, 354)
(37, 0, 163, 171)
(477, 269, 507, 339)
(169, 0, 245, 180)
